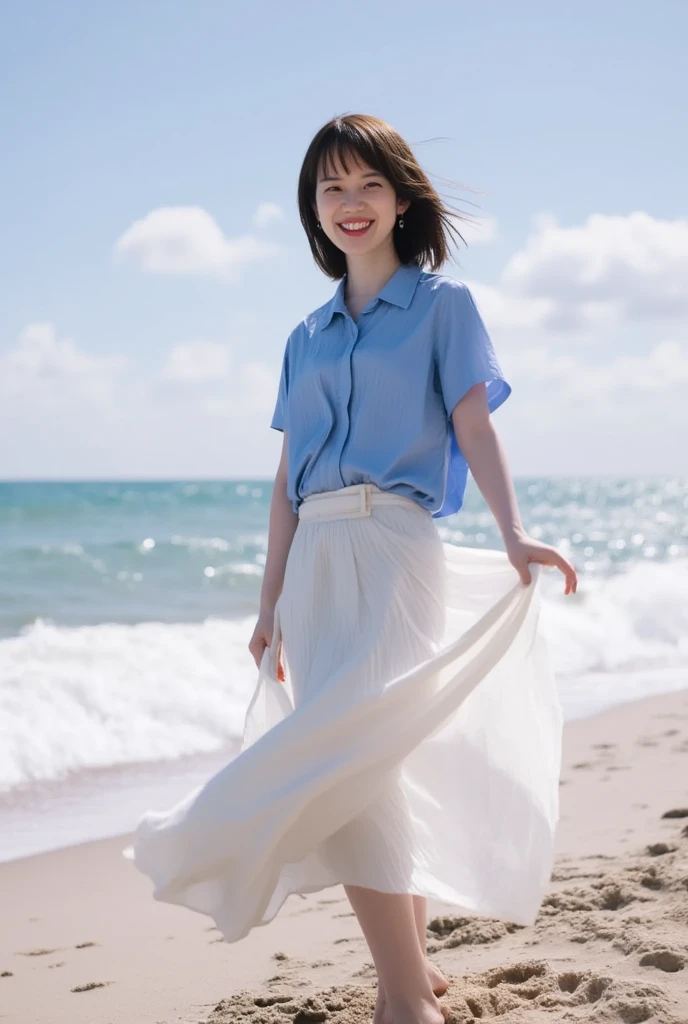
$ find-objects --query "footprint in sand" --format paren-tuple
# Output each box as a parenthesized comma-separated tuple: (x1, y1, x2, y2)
(70, 981, 112, 993)
(639, 949, 685, 973)
(267, 973, 311, 989)
(640, 871, 663, 891)
(426, 914, 520, 951)
(646, 842, 677, 856)
(662, 808, 688, 819)
(203, 965, 677, 1023)
(353, 961, 377, 978)
(541, 879, 639, 915)
(209, 987, 373, 1023)
(452, 961, 669, 1020)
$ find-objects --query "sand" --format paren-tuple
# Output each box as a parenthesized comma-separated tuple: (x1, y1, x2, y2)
(1, 688, 687, 1024)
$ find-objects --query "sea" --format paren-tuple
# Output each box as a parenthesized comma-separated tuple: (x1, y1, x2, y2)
(1, 477, 686, 863)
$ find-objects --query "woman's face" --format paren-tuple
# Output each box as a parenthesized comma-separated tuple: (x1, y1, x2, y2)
(313, 152, 408, 256)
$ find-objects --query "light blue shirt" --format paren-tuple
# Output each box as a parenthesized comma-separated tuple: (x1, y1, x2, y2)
(271, 263, 510, 519)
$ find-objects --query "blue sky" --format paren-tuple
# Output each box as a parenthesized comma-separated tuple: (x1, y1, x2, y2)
(1, 0, 686, 480)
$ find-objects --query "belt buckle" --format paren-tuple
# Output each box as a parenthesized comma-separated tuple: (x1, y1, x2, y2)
(357, 483, 372, 517)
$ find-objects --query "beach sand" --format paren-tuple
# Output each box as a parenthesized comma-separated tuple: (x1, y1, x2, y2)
(1, 688, 687, 1024)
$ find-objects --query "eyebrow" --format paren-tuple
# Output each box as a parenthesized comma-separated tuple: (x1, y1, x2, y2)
(318, 170, 383, 183)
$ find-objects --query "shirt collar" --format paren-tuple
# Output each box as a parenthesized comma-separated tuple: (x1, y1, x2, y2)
(319, 263, 423, 329)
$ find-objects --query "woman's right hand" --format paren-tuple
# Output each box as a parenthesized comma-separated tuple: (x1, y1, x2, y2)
(248, 608, 285, 681)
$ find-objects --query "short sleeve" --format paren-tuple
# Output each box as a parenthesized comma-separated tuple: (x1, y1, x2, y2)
(435, 281, 511, 419)
(270, 338, 290, 432)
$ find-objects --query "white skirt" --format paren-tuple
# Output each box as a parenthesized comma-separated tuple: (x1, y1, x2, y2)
(124, 483, 562, 943)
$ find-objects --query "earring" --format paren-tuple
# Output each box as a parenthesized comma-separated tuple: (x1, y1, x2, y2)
(398, 215, 404, 229)
(317, 221, 322, 230)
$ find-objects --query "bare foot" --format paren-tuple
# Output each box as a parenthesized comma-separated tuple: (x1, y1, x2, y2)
(373, 959, 448, 1024)
(426, 959, 449, 996)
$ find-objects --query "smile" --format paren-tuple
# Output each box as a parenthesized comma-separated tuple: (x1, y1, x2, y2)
(338, 220, 373, 236)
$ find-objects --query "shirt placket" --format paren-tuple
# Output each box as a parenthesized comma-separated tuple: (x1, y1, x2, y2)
(337, 312, 367, 486)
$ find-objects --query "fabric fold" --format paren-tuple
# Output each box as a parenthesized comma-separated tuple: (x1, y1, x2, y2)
(124, 496, 562, 944)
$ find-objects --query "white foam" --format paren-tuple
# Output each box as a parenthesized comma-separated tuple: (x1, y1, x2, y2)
(0, 615, 260, 792)
(539, 557, 688, 673)
(538, 556, 688, 717)
(1, 557, 686, 792)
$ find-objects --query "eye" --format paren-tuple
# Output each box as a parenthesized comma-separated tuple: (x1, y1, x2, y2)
(324, 181, 382, 192)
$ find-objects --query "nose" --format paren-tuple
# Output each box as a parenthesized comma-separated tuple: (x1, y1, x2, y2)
(340, 188, 366, 213)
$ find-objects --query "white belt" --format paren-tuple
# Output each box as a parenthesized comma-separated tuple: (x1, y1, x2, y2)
(298, 483, 424, 522)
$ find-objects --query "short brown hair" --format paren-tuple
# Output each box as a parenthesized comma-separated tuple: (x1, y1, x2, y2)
(297, 113, 479, 280)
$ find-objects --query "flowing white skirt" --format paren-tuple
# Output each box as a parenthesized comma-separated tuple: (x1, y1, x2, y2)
(124, 484, 562, 944)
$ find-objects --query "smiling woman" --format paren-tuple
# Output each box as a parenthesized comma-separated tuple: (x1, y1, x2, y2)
(126, 112, 575, 1024)
(297, 114, 471, 282)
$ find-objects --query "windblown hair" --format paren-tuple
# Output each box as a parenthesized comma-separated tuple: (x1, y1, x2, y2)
(297, 113, 478, 279)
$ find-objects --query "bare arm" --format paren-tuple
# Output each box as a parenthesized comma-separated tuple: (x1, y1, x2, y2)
(450, 384, 526, 547)
(260, 430, 299, 614)
(451, 384, 577, 594)
(248, 432, 298, 675)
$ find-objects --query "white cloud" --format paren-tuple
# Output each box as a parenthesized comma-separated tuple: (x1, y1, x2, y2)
(161, 341, 232, 382)
(7, 201, 688, 482)
(496, 337, 688, 474)
(202, 361, 278, 419)
(0, 323, 129, 405)
(499, 212, 688, 331)
(460, 213, 688, 342)
(253, 202, 284, 228)
(464, 280, 556, 331)
(513, 339, 688, 399)
(114, 206, 280, 280)
(0, 322, 284, 479)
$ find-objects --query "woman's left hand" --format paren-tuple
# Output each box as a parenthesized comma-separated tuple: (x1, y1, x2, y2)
(505, 532, 578, 595)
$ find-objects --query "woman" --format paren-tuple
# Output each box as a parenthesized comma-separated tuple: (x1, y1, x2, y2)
(126, 113, 577, 1024)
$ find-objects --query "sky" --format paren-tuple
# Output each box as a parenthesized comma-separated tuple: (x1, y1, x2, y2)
(1, 0, 687, 481)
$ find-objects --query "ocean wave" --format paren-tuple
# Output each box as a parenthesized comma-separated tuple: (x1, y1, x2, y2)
(0, 616, 259, 792)
(0, 557, 686, 791)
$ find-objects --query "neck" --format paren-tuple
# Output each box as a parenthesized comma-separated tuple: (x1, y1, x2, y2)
(343, 242, 402, 307)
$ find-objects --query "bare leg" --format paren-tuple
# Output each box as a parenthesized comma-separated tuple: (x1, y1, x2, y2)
(413, 894, 428, 952)
(345, 885, 444, 1024)
(413, 895, 448, 993)
(370, 895, 450, 1024)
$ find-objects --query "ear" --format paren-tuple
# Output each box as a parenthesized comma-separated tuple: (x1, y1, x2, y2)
(398, 199, 411, 216)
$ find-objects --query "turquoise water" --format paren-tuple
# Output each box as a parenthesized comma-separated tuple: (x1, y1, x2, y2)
(2, 476, 685, 640)
(1, 476, 686, 860)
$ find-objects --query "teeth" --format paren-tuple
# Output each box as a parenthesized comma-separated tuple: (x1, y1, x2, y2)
(341, 221, 371, 230)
